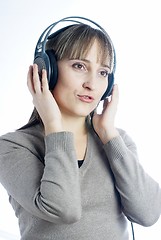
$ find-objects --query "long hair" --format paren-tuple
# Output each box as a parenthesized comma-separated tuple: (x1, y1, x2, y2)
(21, 23, 115, 129)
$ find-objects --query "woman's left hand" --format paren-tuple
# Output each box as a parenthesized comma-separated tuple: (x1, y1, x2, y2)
(92, 84, 119, 144)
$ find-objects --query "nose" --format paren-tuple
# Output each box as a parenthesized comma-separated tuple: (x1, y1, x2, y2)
(82, 75, 96, 91)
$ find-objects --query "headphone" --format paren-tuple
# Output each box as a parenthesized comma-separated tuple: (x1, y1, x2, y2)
(34, 16, 116, 100)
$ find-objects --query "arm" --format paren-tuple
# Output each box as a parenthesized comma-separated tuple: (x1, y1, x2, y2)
(104, 130, 161, 226)
(92, 85, 161, 226)
(0, 131, 81, 224)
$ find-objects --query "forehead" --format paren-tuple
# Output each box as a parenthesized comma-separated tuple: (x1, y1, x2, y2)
(78, 40, 111, 68)
(76, 39, 111, 67)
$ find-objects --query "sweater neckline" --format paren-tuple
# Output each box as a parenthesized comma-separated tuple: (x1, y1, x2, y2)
(78, 128, 93, 175)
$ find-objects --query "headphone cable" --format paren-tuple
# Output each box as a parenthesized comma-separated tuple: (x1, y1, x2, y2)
(131, 222, 135, 240)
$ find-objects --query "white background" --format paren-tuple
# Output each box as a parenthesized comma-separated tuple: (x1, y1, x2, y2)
(0, 0, 161, 239)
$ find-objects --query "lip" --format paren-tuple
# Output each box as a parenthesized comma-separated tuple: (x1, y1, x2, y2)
(77, 94, 94, 103)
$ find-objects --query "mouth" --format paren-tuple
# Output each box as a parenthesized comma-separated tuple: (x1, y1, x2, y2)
(77, 95, 94, 103)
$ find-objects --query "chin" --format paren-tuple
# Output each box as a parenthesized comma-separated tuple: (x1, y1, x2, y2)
(71, 109, 92, 118)
(77, 107, 96, 118)
(61, 104, 96, 118)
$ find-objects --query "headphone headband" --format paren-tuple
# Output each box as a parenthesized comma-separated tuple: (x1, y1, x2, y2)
(35, 16, 114, 57)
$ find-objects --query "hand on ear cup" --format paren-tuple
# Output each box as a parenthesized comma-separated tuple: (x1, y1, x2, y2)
(34, 55, 48, 81)
(91, 84, 119, 143)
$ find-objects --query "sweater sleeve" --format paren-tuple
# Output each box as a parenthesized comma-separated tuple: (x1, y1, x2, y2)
(103, 130, 161, 227)
(0, 132, 81, 224)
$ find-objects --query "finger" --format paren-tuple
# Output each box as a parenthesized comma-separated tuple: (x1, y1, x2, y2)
(102, 98, 109, 113)
(111, 84, 119, 101)
(41, 69, 49, 92)
(32, 64, 42, 93)
(27, 65, 35, 94)
(90, 107, 97, 119)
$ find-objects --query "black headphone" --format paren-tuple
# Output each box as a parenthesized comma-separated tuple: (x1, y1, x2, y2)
(34, 16, 116, 100)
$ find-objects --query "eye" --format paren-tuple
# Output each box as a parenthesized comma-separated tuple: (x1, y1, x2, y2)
(100, 70, 109, 77)
(72, 62, 85, 70)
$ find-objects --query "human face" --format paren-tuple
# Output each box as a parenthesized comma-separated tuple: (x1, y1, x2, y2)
(52, 41, 110, 118)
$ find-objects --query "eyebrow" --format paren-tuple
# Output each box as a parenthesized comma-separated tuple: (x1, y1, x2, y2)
(69, 58, 111, 70)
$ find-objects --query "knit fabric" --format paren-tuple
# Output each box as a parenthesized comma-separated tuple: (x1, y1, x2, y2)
(0, 122, 161, 240)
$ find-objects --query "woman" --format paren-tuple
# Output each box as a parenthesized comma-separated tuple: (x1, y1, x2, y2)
(0, 17, 161, 240)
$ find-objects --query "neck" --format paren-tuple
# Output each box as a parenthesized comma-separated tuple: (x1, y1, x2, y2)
(61, 113, 88, 160)
(61, 113, 87, 136)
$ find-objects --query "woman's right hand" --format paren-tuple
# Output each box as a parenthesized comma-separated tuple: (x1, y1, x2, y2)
(27, 64, 63, 135)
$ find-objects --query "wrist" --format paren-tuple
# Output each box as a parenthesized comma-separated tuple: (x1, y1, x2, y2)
(44, 122, 63, 136)
(99, 128, 119, 144)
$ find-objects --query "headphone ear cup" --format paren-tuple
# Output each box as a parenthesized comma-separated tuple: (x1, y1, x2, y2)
(45, 50, 58, 90)
(101, 72, 114, 100)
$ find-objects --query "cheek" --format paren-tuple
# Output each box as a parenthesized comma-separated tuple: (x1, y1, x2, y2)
(51, 79, 73, 104)
(99, 80, 108, 95)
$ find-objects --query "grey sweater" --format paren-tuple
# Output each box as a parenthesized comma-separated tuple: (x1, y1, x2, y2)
(0, 122, 161, 240)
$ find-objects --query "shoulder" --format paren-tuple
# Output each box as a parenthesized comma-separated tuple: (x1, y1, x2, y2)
(0, 123, 45, 160)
